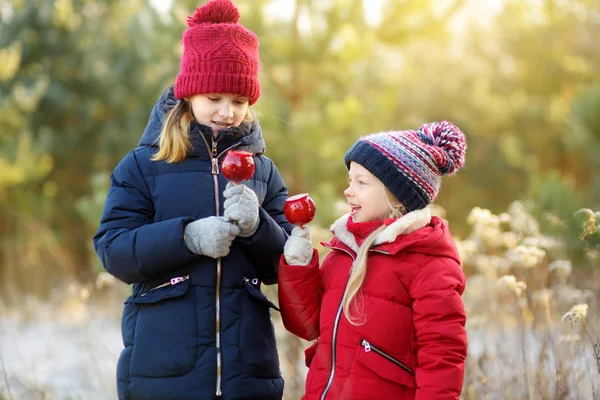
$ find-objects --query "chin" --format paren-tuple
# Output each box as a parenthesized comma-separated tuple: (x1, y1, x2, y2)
(352, 215, 366, 223)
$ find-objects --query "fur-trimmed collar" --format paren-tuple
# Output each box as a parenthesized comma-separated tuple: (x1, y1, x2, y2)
(330, 208, 432, 253)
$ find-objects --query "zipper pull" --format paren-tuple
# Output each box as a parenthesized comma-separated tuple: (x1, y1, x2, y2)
(170, 276, 188, 285)
(361, 339, 371, 352)
(211, 140, 219, 175)
(243, 276, 259, 286)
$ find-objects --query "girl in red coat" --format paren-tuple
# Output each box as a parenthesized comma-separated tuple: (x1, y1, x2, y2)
(278, 121, 468, 400)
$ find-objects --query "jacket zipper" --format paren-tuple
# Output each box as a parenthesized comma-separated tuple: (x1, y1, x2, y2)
(318, 243, 392, 399)
(199, 132, 245, 398)
(319, 244, 355, 400)
(370, 249, 389, 255)
(212, 139, 224, 397)
(139, 275, 189, 297)
(199, 133, 224, 397)
(360, 339, 414, 375)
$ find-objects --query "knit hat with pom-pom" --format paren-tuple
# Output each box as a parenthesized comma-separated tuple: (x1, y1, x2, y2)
(174, 0, 260, 104)
(344, 120, 467, 212)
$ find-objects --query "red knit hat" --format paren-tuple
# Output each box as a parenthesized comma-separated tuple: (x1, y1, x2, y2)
(174, 0, 260, 105)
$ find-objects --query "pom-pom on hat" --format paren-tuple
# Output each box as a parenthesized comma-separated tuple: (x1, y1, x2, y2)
(174, 0, 261, 105)
(344, 120, 467, 212)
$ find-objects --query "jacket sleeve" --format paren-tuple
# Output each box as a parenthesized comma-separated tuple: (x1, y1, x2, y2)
(410, 257, 467, 400)
(237, 159, 294, 285)
(93, 151, 198, 285)
(277, 249, 321, 341)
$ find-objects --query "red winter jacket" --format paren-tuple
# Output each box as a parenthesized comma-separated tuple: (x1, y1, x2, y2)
(278, 209, 467, 400)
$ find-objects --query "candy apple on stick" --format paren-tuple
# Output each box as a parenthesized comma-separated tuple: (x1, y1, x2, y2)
(284, 193, 316, 227)
(221, 150, 255, 184)
(221, 150, 256, 227)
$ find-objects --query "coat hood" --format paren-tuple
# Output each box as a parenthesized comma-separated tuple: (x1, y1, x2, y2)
(138, 86, 266, 155)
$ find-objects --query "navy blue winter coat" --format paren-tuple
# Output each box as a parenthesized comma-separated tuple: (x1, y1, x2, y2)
(93, 87, 293, 400)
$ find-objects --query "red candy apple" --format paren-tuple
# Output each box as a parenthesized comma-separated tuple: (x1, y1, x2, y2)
(284, 193, 316, 226)
(221, 150, 255, 184)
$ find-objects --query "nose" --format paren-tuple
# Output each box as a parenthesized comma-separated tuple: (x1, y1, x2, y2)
(218, 101, 234, 119)
(344, 185, 352, 198)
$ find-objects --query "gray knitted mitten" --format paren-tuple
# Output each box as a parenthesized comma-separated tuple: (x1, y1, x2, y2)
(223, 182, 260, 237)
(184, 216, 240, 259)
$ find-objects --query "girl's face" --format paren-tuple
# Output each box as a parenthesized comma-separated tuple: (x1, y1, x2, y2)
(344, 162, 394, 222)
(188, 93, 250, 133)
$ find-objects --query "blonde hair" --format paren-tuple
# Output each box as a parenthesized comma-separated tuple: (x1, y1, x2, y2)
(342, 188, 405, 325)
(152, 100, 255, 164)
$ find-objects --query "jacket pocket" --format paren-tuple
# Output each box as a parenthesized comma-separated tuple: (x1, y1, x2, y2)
(240, 277, 281, 378)
(243, 277, 280, 310)
(353, 338, 415, 389)
(126, 277, 198, 378)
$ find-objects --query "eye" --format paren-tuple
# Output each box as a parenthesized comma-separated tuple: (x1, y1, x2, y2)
(208, 97, 219, 101)
(234, 99, 249, 105)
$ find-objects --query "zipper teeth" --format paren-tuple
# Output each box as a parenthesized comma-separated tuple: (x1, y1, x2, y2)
(320, 246, 355, 400)
(215, 257, 222, 396)
(198, 131, 247, 397)
(200, 132, 224, 397)
(361, 340, 414, 375)
(213, 170, 222, 397)
(140, 281, 170, 296)
(369, 249, 389, 255)
(320, 298, 343, 400)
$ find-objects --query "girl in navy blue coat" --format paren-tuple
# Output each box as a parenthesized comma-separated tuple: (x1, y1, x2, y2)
(93, 1, 292, 399)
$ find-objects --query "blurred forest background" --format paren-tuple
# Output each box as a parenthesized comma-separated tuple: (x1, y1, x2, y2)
(1, 0, 600, 399)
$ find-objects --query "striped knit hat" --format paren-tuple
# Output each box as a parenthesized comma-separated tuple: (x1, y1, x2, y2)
(175, 0, 260, 104)
(344, 120, 467, 212)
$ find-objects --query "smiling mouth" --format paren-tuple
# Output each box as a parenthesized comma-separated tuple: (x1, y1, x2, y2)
(350, 204, 361, 213)
(213, 121, 232, 129)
